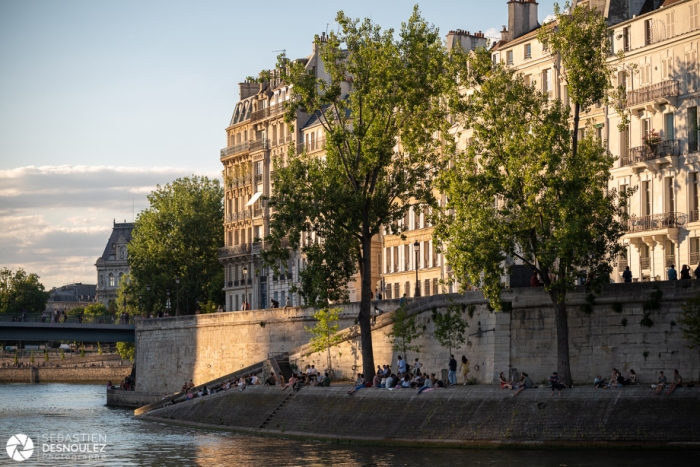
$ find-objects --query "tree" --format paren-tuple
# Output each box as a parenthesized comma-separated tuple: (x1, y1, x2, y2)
(680, 295, 700, 349)
(305, 308, 344, 375)
(127, 176, 224, 315)
(386, 307, 424, 365)
(0, 267, 49, 314)
(265, 7, 454, 379)
(431, 305, 468, 355)
(537, 2, 617, 161)
(116, 342, 135, 361)
(435, 45, 629, 385)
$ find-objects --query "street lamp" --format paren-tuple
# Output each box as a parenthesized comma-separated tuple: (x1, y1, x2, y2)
(175, 277, 180, 316)
(413, 241, 420, 298)
(242, 265, 249, 310)
(165, 290, 171, 316)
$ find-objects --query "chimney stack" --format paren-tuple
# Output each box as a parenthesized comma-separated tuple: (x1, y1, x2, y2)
(507, 0, 539, 42)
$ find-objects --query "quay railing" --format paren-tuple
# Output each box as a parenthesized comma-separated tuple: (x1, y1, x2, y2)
(0, 313, 135, 325)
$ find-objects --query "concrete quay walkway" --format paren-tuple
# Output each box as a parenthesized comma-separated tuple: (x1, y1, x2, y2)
(137, 384, 700, 447)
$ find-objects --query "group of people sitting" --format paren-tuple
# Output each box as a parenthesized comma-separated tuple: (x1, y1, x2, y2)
(594, 368, 637, 389)
(654, 369, 683, 395)
(498, 371, 534, 396)
(347, 358, 449, 395)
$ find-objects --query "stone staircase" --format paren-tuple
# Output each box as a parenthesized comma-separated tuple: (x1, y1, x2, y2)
(258, 391, 296, 429)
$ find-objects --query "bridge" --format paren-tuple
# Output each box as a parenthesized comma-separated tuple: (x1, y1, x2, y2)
(0, 314, 135, 342)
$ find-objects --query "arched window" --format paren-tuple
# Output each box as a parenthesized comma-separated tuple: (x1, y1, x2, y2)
(99, 274, 104, 286)
(108, 273, 115, 287)
(119, 246, 127, 260)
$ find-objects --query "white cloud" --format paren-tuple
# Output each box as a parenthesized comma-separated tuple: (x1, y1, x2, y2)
(0, 165, 220, 289)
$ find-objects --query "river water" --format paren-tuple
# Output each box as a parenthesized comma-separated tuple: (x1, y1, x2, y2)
(0, 383, 697, 466)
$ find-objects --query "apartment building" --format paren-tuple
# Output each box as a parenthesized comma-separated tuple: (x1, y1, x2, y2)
(490, 0, 700, 283)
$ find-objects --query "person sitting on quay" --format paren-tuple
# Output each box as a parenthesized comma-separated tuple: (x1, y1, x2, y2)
(372, 372, 382, 388)
(654, 371, 668, 395)
(417, 373, 435, 394)
(265, 372, 278, 386)
(401, 375, 412, 388)
(181, 381, 189, 393)
(186, 390, 194, 401)
(499, 372, 513, 389)
(626, 369, 637, 385)
(281, 373, 298, 391)
(512, 372, 533, 397)
(347, 373, 366, 395)
(549, 371, 564, 396)
(321, 372, 331, 387)
(666, 369, 683, 395)
(604, 369, 624, 389)
(594, 374, 606, 389)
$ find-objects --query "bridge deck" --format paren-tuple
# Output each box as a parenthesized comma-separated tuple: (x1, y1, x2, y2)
(0, 322, 135, 342)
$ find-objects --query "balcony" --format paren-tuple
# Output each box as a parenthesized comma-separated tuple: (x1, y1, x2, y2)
(220, 142, 251, 160)
(641, 257, 651, 269)
(254, 174, 263, 184)
(625, 212, 687, 233)
(665, 255, 676, 267)
(250, 138, 269, 152)
(250, 103, 285, 123)
(617, 258, 628, 270)
(620, 140, 679, 167)
(224, 211, 252, 223)
(218, 243, 252, 258)
(296, 137, 326, 155)
(626, 80, 679, 108)
(253, 207, 264, 218)
(691, 252, 700, 265)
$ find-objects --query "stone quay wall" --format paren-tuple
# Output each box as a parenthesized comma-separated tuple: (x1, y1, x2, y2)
(135, 282, 700, 394)
(107, 390, 163, 409)
(139, 385, 700, 446)
(0, 366, 132, 383)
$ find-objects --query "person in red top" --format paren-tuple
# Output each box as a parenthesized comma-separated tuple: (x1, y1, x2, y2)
(530, 271, 542, 287)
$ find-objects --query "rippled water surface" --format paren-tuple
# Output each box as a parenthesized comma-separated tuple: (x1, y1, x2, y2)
(0, 383, 697, 466)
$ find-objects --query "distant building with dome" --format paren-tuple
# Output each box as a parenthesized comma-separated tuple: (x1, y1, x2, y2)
(95, 220, 134, 308)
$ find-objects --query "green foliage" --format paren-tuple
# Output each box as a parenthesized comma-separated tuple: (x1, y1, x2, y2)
(305, 307, 344, 372)
(259, 321, 266, 328)
(642, 288, 664, 312)
(44, 350, 49, 362)
(582, 304, 594, 315)
(500, 301, 513, 313)
(466, 376, 478, 386)
(97, 342, 102, 355)
(68, 306, 85, 317)
(264, 7, 455, 378)
(612, 302, 623, 314)
(0, 267, 49, 314)
(621, 318, 628, 327)
(60, 349, 65, 360)
(14, 351, 18, 365)
(431, 305, 469, 354)
(467, 304, 476, 319)
(387, 307, 424, 361)
(640, 312, 654, 328)
(679, 294, 700, 349)
(128, 176, 224, 315)
(79, 346, 85, 357)
(116, 342, 135, 361)
(83, 303, 107, 318)
(29, 351, 34, 364)
(643, 350, 650, 361)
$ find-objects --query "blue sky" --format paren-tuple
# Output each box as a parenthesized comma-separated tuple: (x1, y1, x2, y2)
(0, 0, 558, 289)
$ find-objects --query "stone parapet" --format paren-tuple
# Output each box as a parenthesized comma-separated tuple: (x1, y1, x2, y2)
(0, 366, 132, 383)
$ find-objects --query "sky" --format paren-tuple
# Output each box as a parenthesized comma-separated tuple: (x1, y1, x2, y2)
(0, 0, 558, 290)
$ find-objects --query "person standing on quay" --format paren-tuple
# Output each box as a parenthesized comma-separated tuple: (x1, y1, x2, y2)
(622, 266, 632, 283)
(460, 355, 470, 385)
(448, 355, 457, 386)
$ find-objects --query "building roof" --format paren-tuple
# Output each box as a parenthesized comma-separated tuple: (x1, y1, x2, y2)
(99, 221, 134, 262)
(48, 283, 97, 302)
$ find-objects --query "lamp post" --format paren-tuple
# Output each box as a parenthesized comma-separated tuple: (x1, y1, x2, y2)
(165, 290, 171, 316)
(242, 265, 249, 310)
(413, 241, 420, 297)
(145, 284, 151, 316)
(175, 277, 180, 316)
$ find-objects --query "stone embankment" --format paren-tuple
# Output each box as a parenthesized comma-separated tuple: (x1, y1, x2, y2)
(0, 365, 132, 383)
(137, 385, 700, 447)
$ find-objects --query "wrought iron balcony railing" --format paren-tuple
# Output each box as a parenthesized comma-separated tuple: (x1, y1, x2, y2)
(218, 243, 252, 258)
(626, 80, 679, 107)
(641, 257, 651, 269)
(220, 142, 251, 159)
(626, 212, 687, 233)
(620, 140, 679, 167)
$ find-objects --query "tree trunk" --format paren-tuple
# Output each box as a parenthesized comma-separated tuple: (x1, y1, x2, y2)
(359, 234, 376, 379)
(549, 291, 573, 385)
(572, 102, 581, 160)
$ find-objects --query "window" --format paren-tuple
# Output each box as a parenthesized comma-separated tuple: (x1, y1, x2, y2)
(693, 173, 700, 221)
(666, 11, 675, 39)
(506, 50, 513, 65)
(620, 184, 628, 215)
(492, 52, 500, 64)
(664, 113, 674, 141)
(394, 283, 400, 298)
(691, 3, 700, 31)
(108, 273, 115, 288)
(667, 177, 675, 213)
(424, 279, 431, 296)
(386, 283, 392, 299)
(641, 244, 650, 270)
(661, 56, 673, 81)
(689, 107, 698, 152)
(433, 278, 439, 296)
(644, 20, 653, 45)
(642, 180, 652, 217)
(596, 125, 603, 141)
(642, 118, 651, 141)
(404, 281, 410, 296)
(691, 238, 700, 265)
(623, 27, 631, 52)
(524, 74, 531, 87)
(620, 124, 630, 162)
(641, 63, 652, 85)
(524, 43, 531, 59)
(542, 69, 551, 97)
